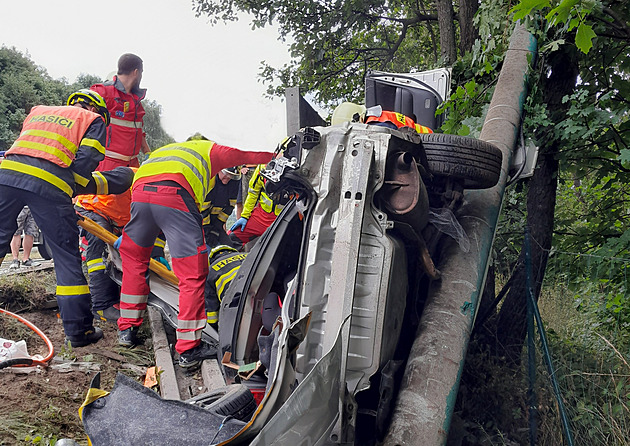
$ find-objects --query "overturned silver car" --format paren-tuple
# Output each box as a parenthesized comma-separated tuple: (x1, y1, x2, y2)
(213, 121, 501, 444)
(86, 120, 502, 445)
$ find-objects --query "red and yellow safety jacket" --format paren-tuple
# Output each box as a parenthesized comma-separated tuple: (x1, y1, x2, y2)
(91, 77, 146, 170)
(133, 140, 272, 210)
(365, 110, 433, 134)
(241, 164, 284, 219)
(0, 105, 106, 199)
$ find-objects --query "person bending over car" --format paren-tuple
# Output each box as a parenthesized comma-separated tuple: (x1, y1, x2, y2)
(116, 135, 272, 369)
(229, 164, 285, 247)
(204, 245, 247, 329)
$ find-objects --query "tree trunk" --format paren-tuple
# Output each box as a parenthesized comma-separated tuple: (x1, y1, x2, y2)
(436, 0, 457, 64)
(459, 0, 480, 54)
(492, 44, 580, 364)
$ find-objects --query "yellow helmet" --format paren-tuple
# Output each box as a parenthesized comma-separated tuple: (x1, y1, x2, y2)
(331, 102, 366, 126)
(209, 244, 238, 261)
(67, 89, 110, 126)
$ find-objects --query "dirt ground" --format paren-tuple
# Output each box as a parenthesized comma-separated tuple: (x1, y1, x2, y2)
(0, 261, 154, 446)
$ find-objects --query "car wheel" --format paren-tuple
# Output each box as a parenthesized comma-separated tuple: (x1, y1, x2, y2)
(419, 134, 503, 189)
(38, 234, 53, 260)
(185, 384, 257, 422)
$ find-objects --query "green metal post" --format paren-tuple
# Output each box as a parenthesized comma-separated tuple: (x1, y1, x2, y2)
(383, 23, 538, 445)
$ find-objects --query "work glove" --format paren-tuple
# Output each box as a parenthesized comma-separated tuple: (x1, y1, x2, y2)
(153, 256, 171, 271)
(230, 217, 248, 232)
(113, 235, 122, 250)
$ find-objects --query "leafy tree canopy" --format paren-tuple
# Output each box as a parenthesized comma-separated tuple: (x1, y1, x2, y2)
(193, 0, 456, 105)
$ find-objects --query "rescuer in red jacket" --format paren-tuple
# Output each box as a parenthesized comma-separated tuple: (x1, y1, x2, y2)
(90, 53, 150, 170)
(116, 136, 273, 369)
(0, 90, 109, 348)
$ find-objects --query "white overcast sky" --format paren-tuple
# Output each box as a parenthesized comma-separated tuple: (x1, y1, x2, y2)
(0, 0, 293, 150)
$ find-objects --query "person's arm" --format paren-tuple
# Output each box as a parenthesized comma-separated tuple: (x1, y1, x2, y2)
(209, 144, 272, 177)
(141, 133, 151, 154)
(74, 166, 135, 196)
(240, 165, 264, 220)
(235, 182, 244, 218)
(71, 118, 106, 188)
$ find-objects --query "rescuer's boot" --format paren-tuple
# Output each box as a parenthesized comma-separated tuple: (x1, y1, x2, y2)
(92, 305, 120, 324)
(178, 343, 217, 369)
(118, 327, 140, 347)
(65, 327, 103, 348)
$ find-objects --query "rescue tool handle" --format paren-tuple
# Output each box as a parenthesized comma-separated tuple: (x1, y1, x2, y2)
(76, 214, 179, 286)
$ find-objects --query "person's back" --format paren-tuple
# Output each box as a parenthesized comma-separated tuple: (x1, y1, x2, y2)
(0, 104, 107, 199)
(205, 246, 247, 327)
(116, 135, 272, 369)
(0, 89, 109, 348)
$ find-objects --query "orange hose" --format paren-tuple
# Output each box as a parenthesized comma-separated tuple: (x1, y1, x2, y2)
(0, 308, 54, 368)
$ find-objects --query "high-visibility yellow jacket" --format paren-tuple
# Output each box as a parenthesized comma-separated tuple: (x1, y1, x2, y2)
(133, 141, 272, 210)
(241, 164, 284, 220)
(201, 174, 239, 226)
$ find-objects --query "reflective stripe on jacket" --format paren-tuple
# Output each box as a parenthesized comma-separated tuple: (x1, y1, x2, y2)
(0, 106, 105, 198)
(241, 164, 284, 219)
(133, 140, 215, 208)
(75, 167, 136, 226)
(91, 78, 146, 162)
(365, 110, 433, 134)
(7, 105, 102, 167)
(202, 174, 240, 225)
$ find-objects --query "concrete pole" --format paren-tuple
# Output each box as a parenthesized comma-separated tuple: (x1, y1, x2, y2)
(383, 23, 537, 445)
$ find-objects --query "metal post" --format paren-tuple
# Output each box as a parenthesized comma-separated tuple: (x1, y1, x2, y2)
(383, 23, 538, 445)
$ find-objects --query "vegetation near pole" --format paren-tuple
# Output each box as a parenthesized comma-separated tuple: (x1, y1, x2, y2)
(193, 0, 630, 442)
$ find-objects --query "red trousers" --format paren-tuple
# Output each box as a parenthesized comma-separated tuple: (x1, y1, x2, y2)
(229, 205, 277, 243)
(118, 182, 208, 354)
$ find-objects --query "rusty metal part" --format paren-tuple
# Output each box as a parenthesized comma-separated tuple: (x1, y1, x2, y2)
(417, 233, 441, 280)
(381, 151, 429, 232)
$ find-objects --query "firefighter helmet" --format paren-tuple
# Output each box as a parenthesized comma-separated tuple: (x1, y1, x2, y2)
(67, 89, 110, 126)
(221, 166, 242, 181)
(209, 244, 238, 261)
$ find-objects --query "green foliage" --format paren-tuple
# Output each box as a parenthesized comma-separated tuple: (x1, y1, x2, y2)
(0, 47, 67, 150)
(510, 0, 597, 54)
(537, 281, 630, 445)
(0, 46, 173, 156)
(194, 0, 451, 106)
(142, 99, 175, 151)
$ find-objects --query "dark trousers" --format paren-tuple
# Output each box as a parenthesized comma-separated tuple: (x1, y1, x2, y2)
(76, 208, 121, 311)
(0, 185, 93, 337)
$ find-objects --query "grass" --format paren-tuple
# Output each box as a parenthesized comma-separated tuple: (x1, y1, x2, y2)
(0, 268, 155, 446)
(0, 270, 56, 312)
(535, 283, 630, 446)
(452, 277, 630, 446)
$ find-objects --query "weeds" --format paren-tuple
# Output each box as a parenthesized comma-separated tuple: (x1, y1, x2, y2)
(537, 283, 630, 446)
(0, 271, 55, 312)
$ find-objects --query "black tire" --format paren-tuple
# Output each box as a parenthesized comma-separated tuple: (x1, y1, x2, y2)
(38, 234, 53, 260)
(419, 133, 503, 189)
(186, 384, 257, 422)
